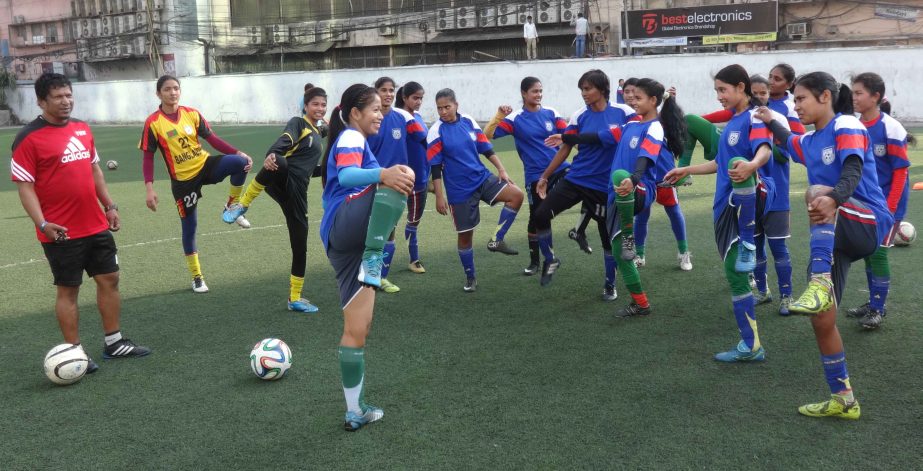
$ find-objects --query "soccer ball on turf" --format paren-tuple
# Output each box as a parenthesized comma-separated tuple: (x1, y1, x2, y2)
(106, 160, 118, 170)
(249, 338, 292, 380)
(893, 221, 916, 247)
(44, 343, 89, 385)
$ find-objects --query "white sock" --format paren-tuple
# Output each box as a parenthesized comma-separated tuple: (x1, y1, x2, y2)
(104, 331, 122, 346)
(343, 377, 364, 414)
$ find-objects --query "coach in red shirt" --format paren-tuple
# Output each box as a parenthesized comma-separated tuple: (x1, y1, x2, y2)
(12, 73, 150, 372)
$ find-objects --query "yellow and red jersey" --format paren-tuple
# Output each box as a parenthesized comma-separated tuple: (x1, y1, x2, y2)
(139, 106, 213, 181)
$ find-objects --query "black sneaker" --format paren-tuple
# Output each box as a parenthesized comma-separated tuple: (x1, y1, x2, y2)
(463, 278, 477, 293)
(620, 233, 636, 261)
(103, 339, 152, 359)
(568, 229, 593, 254)
(616, 302, 651, 318)
(86, 357, 99, 374)
(487, 239, 519, 255)
(845, 302, 870, 318)
(858, 309, 883, 330)
(523, 262, 540, 276)
(540, 258, 561, 286)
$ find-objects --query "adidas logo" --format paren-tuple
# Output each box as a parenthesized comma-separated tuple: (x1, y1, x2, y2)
(61, 136, 92, 163)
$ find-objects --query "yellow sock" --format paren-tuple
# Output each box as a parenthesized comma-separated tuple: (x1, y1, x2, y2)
(185, 253, 202, 279)
(290, 275, 304, 302)
(227, 184, 244, 206)
(240, 180, 265, 208)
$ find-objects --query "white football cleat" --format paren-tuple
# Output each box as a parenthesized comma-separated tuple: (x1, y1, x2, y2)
(192, 276, 209, 293)
(235, 215, 251, 229)
(678, 252, 693, 271)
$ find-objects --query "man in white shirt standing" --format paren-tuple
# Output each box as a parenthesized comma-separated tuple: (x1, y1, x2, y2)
(572, 12, 588, 58)
(523, 15, 538, 60)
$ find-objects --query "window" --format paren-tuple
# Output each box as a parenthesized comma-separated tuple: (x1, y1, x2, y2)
(46, 23, 58, 43)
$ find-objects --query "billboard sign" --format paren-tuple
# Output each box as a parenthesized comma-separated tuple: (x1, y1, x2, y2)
(626, 1, 778, 39)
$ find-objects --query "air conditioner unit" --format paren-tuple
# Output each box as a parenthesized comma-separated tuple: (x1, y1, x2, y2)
(497, 4, 518, 26)
(249, 26, 261, 45)
(537, 1, 560, 24)
(479, 6, 497, 28)
(786, 22, 808, 38)
(109, 45, 119, 57)
(76, 39, 90, 58)
(456, 6, 476, 29)
(517, 4, 535, 24)
(329, 25, 348, 42)
(289, 25, 316, 44)
(378, 23, 396, 37)
(123, 14, 137, 32)
(560, 0, 582, 23)
(436, 8, 455, 31)
(89, 18, 100, 37)
(269, 24, 289, 45)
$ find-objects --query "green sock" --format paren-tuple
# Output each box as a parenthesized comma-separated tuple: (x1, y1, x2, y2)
(682, 114, 721, 166)
(617, 257, 649, 307)
(636, 245, 646, 258)
(677, 240, 688, 254)
(338, 346, 366, 413)
(363, 187, 407, 260)
(612, 169, 635, 237)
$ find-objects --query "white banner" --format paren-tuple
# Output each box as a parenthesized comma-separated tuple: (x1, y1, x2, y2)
(875, 5, 918, 22)
(620, 37, 688, 48)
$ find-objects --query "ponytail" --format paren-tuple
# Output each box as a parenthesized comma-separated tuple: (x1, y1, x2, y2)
(794, 71, 853, 115)
(635, 78, 686, 158)
(833, 83, 854, 115)
(395, 81, 424, 110)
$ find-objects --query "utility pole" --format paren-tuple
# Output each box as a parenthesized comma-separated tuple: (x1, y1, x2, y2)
(146, 0, 161, 78)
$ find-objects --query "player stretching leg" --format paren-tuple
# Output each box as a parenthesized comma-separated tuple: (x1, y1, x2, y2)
(757, 72, 894, 419)
(395, 82, 431, 274)
(847, 72, 914, 329)
(664, 65, 775, 362)
(141, 75, 252, 293)
(485, 76, 569, 278)
(320, 84, 415, 431)
(428, 89, 524, 292)
(223, 85, 328, 313)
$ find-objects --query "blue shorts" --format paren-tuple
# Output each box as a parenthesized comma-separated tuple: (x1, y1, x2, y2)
(325, 186, 375, 308)
(450, 175, 508, 233)
(757, 210, 791, 239)
(406, 189, 427, 224)
(714, 182, 769, 260)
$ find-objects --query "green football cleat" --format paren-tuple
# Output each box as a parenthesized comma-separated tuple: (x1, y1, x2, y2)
(798, 395, 860, 420)
(714, 340, 765, 362)
(789, 275, 835, 316)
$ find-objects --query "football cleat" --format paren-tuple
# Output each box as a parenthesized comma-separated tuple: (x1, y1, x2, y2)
(789, 275, 835, 316)
(408, 260, 426, 274)
(798, 395, 860, 420)
(288, 298, 319, 313)
(677, 252, 692, 271)
(463, 278, 477, 293)
(845, 302, 871, 319)
(235, 215, 251, 229)
(568, 229, 593, 254)
(344, 405, 384, 431)
(602, 284, 618, 302)
(222, 203, 248, 224)
(540, 258, 561, 286)
(634, 256, 646, 268)
(523, 262, 540, 276)
(735, 241, 757, 273)
(714, 340, 765, 362)
(358, 254, 383, 288)
(619, 234, 636, 261)
(487, 239, 518, 255)
(192, 275, 209, 293)
(858, 309, 883, 330)
(86, 357, 99, 374)
(380, 278, 401, 294)
(778, 295, 793, 316)
(616, 302, 651, 318)
(754, 289, 773, 305)
(103, 338, 152, 359)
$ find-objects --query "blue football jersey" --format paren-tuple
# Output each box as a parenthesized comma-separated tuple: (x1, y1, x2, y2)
(367, 107, 427, 168)
(426, 113, 493, 204)
(563, 103, 636, 192)
(493, 106, 569, 185)
(320, 128, 380, 249)
(406, 111, 430, 192)
(712, 108, 775, 221)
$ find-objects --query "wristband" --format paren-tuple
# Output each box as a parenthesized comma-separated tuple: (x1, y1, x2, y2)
(39, 220, 48, 231)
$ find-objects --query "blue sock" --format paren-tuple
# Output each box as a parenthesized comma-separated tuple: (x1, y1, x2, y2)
(754, 234, 768, 293)
(864, 266, 874, 295)
(809, 223, 835, 274)
(493, 206, 518, 242)
(869, 274, 890, 312)
(821, 351, 851, 395)
(634, 207, 651, 248)
(405, 225, 419, 262)
(381, 241, 396, 278)
(180, 207, 198, 254)
(604, 251, 616, 287)
(664, 203, 687, 244)
(537, 229, 555, 261)
(732, 293, 758, 350)
(768, 238, 792, 296)
(458, 248, 475, 279)
(732, 190, 757, 246)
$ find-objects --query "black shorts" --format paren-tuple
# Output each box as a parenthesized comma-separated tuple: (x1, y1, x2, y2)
(450, 175, 508, 233)
(757, 210, 791, 240)
(41, 231, 119, 286)
(714, 188, 768, 260)
(537, 177, 609, 224)
(326, 187, 375, 308)
(171, 155, 224, 218)
(827, 198, 879, 304)
(407, 189, 427, 224)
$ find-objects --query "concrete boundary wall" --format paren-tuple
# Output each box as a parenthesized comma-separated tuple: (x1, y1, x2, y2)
(9, 46, 923, 124)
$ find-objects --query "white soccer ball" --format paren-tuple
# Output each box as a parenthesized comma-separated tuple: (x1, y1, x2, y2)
(44, 343, 89, 385)
(106, 160, 118, 170)
(893, 221, 916, 247)
(249, 338, 292, 380)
